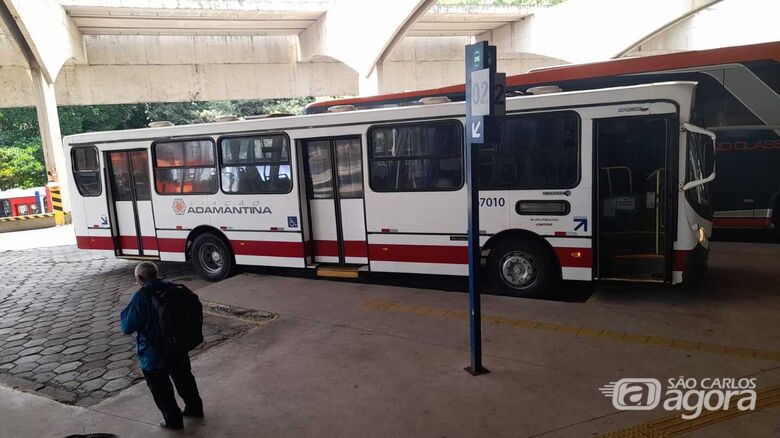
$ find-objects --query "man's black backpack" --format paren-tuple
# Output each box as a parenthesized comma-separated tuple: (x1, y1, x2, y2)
(147, 283, 204, 355)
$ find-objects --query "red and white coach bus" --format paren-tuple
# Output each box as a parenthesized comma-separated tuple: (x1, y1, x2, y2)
(64, 81, 715, 297)
(307, 42, 779, 236)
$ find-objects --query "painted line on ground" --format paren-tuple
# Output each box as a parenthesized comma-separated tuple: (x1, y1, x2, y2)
(360, 298, 780, 362)
(596, 384, 780, 437)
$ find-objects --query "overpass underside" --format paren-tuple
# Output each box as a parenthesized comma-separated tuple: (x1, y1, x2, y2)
(0, 0, 775, 212)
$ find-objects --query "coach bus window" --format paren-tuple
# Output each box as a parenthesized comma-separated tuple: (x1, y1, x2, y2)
(71, 147, 102, 196)
(153, 140, 217, 195)
(369, 120, 462, 192)
(479, 112, 579, 189)
(219, 135, 292, 194)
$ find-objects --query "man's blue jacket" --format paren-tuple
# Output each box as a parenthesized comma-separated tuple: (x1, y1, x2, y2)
(120, 279, 167, 371)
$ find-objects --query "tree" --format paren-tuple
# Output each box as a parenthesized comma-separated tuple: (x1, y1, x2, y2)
(0, 97, 319, 189)
(0, 144, 47, 190)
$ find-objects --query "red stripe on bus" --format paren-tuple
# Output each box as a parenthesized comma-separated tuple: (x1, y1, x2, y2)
(142, 236, 159, 251)
(672, 250, 691, 272)
(119, 235, 137, 250)
(344, 241, 368, 258)
(158, 237, 186, 253)
(313, 240, 368, 258)
(313, 240, 338, 257)
(369, 244, 596, 267)
(76, 235, 114, 250)
(713, 217, 771, 228)
(553, 247, 592, 268)
(369, 244, 469, 264)
(231, 240, 305, 258)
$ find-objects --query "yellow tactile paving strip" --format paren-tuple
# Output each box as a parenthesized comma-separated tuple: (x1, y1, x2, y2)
(361, 298, 780, 362)
(596, 385, 780, 437)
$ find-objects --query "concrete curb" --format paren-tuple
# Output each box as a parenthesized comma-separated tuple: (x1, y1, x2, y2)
(0, 212, 71, 233)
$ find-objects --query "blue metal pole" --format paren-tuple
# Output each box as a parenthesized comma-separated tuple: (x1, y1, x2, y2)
(465, 139, 487, 375)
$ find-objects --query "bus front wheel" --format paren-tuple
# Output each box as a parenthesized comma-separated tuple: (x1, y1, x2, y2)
(487, 238, 558, 298)
(191, 233, 234, 282)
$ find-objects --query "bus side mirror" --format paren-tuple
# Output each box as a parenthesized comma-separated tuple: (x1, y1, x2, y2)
(681, 123, 716, 192)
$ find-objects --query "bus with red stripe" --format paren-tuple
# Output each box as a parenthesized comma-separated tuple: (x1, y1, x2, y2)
(64, 81, 715, 297)
(307, 42, 780, 236)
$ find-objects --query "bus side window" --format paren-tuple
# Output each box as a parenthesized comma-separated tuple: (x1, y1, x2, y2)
(219, 134, 293, 195)
(479, 111, 580, 190)
(71, 147, 102, 196)
(153, 140, 217, 195)
(368, 120, 463, 192)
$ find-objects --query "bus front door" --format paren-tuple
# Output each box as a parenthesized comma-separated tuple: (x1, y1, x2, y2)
(106, 150, 158, 257)
(595, 116, 673, 282)
(302, 137, 368, 265)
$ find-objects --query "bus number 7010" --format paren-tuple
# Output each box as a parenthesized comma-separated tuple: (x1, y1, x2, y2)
(479, 197, 505, 207)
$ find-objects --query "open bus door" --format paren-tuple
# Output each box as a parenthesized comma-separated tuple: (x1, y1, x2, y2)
(300, 137, 368, 272)
(594, 115, 675, 282)
(105, 149, 159, 257)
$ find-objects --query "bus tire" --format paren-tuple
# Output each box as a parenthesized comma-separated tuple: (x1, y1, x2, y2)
(191, 233, 234, 282)
(487, 238, 558, 298)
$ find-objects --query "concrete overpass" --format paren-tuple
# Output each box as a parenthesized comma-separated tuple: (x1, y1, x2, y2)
(1, 0, 777, 209)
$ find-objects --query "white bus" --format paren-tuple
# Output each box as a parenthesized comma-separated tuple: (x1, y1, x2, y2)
(63, 81, 715, 297)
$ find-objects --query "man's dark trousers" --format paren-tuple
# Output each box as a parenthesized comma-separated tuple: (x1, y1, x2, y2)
(142, 352, 203, 428)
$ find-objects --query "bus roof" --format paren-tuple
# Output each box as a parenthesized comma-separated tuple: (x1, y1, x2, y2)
(307, 42, 780, 111)
(64, 81, 697, 146)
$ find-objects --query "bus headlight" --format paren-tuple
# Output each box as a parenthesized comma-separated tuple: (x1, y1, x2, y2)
(697, 226, 709, 249)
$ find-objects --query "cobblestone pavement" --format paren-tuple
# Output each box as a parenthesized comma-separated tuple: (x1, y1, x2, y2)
(0, 245, 249, 406)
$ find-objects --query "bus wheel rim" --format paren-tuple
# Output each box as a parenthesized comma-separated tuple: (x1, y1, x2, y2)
(198, 242, 223, 274)
(499, 251, 537, 289)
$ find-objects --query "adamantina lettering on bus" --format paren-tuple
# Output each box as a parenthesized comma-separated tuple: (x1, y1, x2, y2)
(187, 206, 272, 214)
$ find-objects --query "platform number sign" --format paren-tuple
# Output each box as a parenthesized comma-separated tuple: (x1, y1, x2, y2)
(470, 68, 490, 118)
(465, 42, 503, 143)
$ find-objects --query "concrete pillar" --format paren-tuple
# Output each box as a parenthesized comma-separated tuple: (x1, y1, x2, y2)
(31, 68, 69, 212)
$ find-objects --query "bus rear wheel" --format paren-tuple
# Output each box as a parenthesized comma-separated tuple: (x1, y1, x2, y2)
(191, 233, 234, 282)
(487, 238, 558, 298)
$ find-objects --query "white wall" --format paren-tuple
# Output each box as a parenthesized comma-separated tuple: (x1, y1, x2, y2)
(625, 0, 780, 56)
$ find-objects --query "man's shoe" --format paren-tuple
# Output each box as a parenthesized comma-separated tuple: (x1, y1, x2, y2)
(182, 407, 204, 418)
(159, 420, 184, 430)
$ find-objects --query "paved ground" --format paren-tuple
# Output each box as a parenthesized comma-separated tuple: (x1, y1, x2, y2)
(0, 223, 76, 252)
(0, 240, 778, 437)
(0, 245, 249, 406)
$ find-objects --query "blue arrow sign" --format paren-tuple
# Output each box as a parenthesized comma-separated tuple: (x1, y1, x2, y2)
(574, 216, 588, 232)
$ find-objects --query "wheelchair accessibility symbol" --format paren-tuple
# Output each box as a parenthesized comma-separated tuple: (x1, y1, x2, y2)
(288, 216, 298, 228)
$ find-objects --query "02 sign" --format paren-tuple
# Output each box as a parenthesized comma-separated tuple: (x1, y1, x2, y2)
(470, 68, 490, 117)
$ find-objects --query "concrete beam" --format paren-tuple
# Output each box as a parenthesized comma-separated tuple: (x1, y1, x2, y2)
(0, 0, 85, 84)
(0, 35, 358, 107)
(298, 0, 435, 94)
(478, 0, 721, 64)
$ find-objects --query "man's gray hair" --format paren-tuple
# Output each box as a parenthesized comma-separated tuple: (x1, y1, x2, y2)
(135, 261, 158, 282)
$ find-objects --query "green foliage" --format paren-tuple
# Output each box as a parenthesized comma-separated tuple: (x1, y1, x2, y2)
(0, 97, 317, 189)
(0, 144, 47, 190)
(0, 107, 40, 146)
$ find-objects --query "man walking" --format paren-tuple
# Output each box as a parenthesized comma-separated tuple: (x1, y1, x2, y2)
(121, 261, 204, 430)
